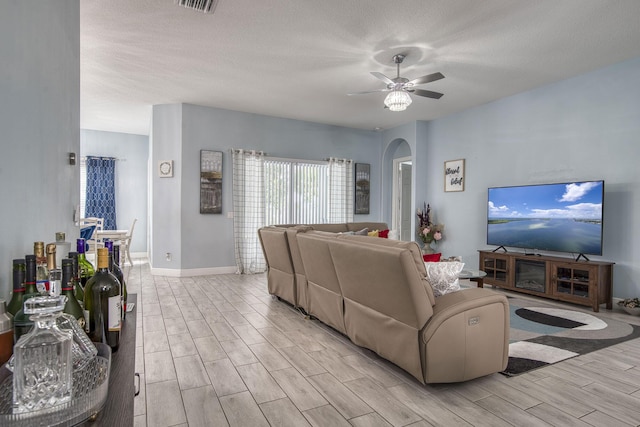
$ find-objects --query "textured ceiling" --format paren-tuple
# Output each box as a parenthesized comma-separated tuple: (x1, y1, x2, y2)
(81, 0, 640, 136)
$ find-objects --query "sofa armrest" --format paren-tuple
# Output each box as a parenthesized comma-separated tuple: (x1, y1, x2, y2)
(420, 288, 509, 383)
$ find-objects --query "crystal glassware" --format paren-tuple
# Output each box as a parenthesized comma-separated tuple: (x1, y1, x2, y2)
(12, 295, 73, 414)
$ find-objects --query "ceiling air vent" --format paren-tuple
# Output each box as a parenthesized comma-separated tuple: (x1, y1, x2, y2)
(176, 0, 219, 14)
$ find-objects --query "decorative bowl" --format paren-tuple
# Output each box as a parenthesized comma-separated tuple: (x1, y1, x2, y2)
(622, 306, 640, 316)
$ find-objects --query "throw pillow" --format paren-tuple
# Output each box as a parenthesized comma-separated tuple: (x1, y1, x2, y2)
(425, 261, 464, 297)
(354, 228, 369, 236)
(423, 253, 442, 262)
(368, 230, 379, 237)
(378, 229, 389, 238)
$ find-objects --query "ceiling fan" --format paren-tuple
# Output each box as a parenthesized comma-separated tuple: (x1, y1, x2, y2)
(349, 54, 444, 111)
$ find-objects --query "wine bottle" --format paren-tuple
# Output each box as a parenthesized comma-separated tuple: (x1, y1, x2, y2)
(104, 241, 127, 319)
(84, 247, 121, 351)
(113, 244, 128, 319)
(34, 241, 49, 293)
(76, 238, 95, 287)
(7, 259, 26, 317)
(13, 256, 41, 342)
(61, 258, 86, 330)
(46, 243, 61, 296)
(68, 251, 84, 307)
(24, 255, 39, 296)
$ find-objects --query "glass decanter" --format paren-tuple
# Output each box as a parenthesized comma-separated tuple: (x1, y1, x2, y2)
(13, 295, 73, 414)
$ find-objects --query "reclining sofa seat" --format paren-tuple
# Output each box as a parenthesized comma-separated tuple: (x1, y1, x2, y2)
(296, 231, 510, 384)
(258, 222, 389, 311)
(257, 226, 296, 306)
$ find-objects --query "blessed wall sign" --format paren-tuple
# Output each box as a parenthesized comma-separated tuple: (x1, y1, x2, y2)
(444, 159, 465, 192)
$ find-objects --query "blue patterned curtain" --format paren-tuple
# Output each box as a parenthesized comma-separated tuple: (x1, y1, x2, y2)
(85, 156, 117, 230)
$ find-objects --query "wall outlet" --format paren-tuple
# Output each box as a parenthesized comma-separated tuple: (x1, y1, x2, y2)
(227, 211, 234, 219)
(165, 252, 172, 261)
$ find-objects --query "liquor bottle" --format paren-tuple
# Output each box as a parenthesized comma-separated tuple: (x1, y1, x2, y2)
(46, 243, 61, 296)
(113, 244, 128, 318)
(34, 241, 49, 293)
(76, 238, 95, 287)
(7, 259, 26, 317)
(68, 251, 84, 307)
(84, 247, 121, 351)
(13, 256, 40, 343)
(54, 232, 71, 269)
(61, 258, 86, 330)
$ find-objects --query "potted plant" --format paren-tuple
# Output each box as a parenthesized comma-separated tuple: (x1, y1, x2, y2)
(417, 202, 444, 260)
(617, 297, 640, 316)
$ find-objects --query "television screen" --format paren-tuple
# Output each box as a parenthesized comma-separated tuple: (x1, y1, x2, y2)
(487, 181, 604, 255)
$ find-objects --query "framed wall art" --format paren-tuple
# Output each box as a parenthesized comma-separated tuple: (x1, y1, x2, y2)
(158, 160, 174, 178)
(354, 163, 370, 214)
(444, 158, 465, 192)
(200, 150, 223, 213)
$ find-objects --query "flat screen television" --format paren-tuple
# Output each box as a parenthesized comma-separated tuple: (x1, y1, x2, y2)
(487, 180, 604, 256)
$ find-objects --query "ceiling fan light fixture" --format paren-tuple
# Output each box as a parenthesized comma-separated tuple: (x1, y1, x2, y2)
(384, 90, 412, 112)
(175, 0, 219, 14)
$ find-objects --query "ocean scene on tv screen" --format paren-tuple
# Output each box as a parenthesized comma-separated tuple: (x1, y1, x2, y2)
(487, 181, 603, 255)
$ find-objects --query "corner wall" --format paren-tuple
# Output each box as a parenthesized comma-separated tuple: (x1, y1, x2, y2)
(150, 104, 383, 274)
(419, 56, 640, 299)
(0, 1, 80, 300)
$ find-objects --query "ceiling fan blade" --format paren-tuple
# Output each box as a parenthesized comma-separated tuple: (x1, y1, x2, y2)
(412, 89, 444, 99)
(347, 88, 391, 96)
(408, 72, 445, 86)
(370, 72, 394, 85)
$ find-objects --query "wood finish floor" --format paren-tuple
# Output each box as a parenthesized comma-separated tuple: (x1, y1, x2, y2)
(125, 261, 640, 427)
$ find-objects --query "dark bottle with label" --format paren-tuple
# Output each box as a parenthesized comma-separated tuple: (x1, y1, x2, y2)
(7, 259, 26, 317)
(76, 238, 95, 287)
(61, 258, 86, 331)
(84, 248, 121, 351)
(105, 241, 127, 319)
(113, 244, 128, 319)
(12, 256, 40, 342)
(68, 252, 84, 307)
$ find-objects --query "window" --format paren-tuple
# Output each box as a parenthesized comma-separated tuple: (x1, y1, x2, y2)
(264, 159, 329, 225)
(232, 151, 352, 274)
(263, 157, 353, 225)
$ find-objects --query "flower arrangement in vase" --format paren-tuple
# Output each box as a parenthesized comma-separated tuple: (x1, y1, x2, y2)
(416, 202, 444, 254)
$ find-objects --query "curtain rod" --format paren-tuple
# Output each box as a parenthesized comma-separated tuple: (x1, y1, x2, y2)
(81, 156, 126, 161)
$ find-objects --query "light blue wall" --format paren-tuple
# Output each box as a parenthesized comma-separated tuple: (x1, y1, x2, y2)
(417, 57, 640, 299)
(80, 130, 149, 253)
(150, 104, 383, 270)
(150, 104, 184, 270)
(0, 1, 80, 301)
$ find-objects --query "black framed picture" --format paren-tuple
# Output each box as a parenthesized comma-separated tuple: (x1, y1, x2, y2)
(200, 150, 223, 213)
(355, 163, 370, 214)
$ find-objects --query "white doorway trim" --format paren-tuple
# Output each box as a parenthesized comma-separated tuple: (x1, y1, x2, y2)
(392, 156, 412, 241)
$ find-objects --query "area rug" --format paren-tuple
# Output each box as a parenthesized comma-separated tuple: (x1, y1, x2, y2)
(502, 296, 640, 376)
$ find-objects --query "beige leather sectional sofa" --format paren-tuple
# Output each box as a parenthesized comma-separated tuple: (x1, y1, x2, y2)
(258, 223, 509, 384)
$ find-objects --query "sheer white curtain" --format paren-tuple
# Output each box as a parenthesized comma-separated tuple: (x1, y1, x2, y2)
(232, 149, 267, 274)
(327, 158, 354, 223)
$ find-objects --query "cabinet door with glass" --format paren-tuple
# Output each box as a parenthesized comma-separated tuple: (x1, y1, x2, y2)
(480, 252, 511, 287)
(551, 262, 596, 303)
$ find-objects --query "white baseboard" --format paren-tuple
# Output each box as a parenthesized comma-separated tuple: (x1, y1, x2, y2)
(150, 265, 237, 277)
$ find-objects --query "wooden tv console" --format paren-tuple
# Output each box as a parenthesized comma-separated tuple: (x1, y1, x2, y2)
(478, 250, 614, 312)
